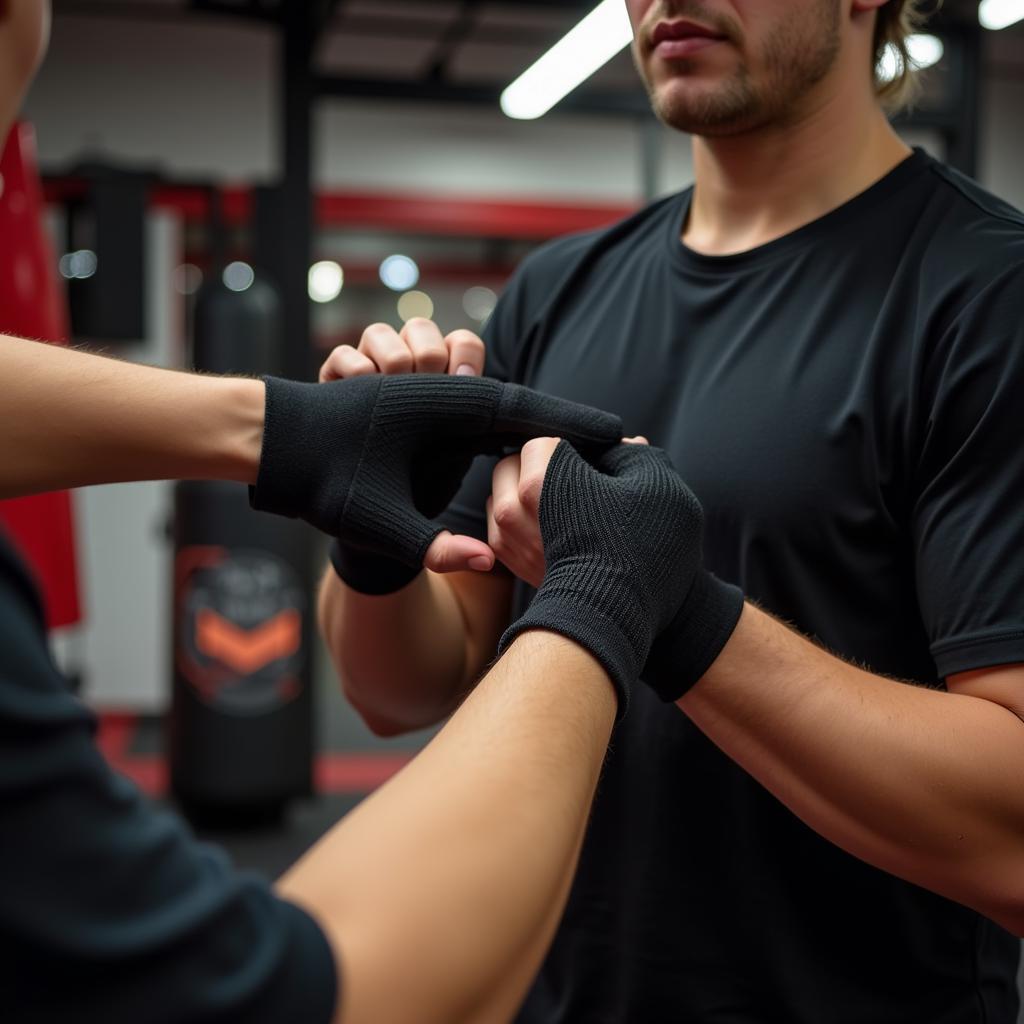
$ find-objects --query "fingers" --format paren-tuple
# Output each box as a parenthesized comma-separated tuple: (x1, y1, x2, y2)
(518, 437, 560, 515)
(444, 329, 486, 377)
(401, 318, 450, 374)
(320, 321, 487, 382)
(623, 435, 649, 446)
(494, 384, 622, 450)
(319, 345, 376, 382)
(486, 452, 547, 588)
(359, 322, 415, 375)
(423, 531, 495, 574)
(597, 441, 674, 478)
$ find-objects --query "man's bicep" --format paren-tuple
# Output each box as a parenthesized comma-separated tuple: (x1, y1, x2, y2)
(946, 664, 1024, 724)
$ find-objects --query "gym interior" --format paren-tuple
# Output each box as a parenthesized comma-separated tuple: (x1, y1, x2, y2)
(3, 1, 1024, 1020)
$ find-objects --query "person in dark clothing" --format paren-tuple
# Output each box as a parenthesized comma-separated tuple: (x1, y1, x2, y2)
(319, 1, 1024, 1021)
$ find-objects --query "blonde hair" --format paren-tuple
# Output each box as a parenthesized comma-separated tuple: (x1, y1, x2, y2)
(873, 0, 935, 110)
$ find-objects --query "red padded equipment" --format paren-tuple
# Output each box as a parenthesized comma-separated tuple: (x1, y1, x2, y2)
(0, 122, 82, 629)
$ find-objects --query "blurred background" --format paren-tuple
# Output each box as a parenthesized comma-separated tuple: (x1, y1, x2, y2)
(1, 0, 1022, 953)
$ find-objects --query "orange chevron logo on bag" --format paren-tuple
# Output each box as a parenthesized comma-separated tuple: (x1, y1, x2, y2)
(194, 608, 301, 675)
(176, 547, 307, 712)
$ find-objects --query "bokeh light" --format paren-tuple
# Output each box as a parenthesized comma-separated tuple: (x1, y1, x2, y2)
(308, 260, 344, 303)
(380, 254, 420, 292)
(223, 261, 255, 292)
(462, 286, 497, 322)
(397, 290, 434, 322)
(173, 263, 203, 295)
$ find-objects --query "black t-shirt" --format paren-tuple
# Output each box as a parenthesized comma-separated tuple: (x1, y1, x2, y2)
(0, 533, 337, 1023)
(440, 149, 1024, 1023)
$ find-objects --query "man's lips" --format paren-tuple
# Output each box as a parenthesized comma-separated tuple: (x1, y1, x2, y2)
(650, 19, 727, 59)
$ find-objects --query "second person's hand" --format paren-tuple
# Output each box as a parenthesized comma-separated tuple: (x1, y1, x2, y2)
(250, 375, 624, 585)
(319, 318, 485, 382)
(317, 319, 489, 586)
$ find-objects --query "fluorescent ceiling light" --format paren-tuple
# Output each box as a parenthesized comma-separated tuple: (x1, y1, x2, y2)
(877, 33, 944, 82)
(979, 0, 1024, 30)
(501, 0, 633, 120)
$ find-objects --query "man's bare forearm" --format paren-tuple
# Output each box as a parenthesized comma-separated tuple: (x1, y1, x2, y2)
(317, 567, 512, 734)
(1, 335, 264, 496)
(277, 630, 617, 1024)
(679, 603, 1024, 934)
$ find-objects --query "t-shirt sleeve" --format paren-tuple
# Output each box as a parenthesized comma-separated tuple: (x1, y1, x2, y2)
(0, 561, 337, 1023)
(911, 265, 1024, 678)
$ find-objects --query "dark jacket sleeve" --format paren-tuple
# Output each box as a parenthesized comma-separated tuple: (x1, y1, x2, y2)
(0, 537, 337, 1024)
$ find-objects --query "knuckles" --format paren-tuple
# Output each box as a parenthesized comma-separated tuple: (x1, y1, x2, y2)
(446, 329, 485, 350)
(491, 500, 521, 530)
(416, 348, 450, 372)
(403, 317, 436, 333)
(378, 352, 414, 375)
(517, 477, 543, 511)
(360, 323, 394, 344)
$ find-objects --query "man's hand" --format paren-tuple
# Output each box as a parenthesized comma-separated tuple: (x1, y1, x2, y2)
(319, 319, 485, 382)
(492, 436, 744, 712)
(319, 319, 491, 582)
(486, 437, 648, 588)
(497, 438, 703, 715)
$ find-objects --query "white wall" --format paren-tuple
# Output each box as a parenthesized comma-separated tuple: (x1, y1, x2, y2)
(74, 212, 180, 712)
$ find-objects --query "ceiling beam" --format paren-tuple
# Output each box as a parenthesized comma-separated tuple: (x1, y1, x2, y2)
(426, 0, 482, 80)
(190, 0, 281, 25)
(324, 13, 557, 46)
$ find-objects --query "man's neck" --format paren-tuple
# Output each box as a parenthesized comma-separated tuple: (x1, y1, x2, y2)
(683, 88, 911, 256)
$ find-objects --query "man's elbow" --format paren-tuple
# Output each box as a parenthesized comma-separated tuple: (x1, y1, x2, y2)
(989, 890, 1024, 939)
(989, 907, 1024, 940)
(317, 572, 403, 736)
(341, 679, 417, 738)
(968, 866, 1024, 938)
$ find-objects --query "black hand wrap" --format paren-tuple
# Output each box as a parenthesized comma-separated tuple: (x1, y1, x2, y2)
(642, 569, 744, 702)
(497, 442, 703, 716)
(251, 375, 622, 588)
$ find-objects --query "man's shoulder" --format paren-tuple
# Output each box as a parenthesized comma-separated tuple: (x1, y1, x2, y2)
(927, 159, 1024, 232)
(516, 190, 686, 285)
(917, 158, 1024, 280)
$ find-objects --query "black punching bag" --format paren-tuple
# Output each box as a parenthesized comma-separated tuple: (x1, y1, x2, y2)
(170, 273, 313, 821)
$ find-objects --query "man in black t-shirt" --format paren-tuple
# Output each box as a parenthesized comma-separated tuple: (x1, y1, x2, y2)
(319, 2, 1024, 1021)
